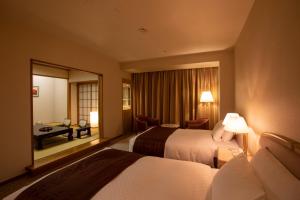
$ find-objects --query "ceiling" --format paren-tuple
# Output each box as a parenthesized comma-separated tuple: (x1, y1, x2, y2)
(1, 0, 254, 62)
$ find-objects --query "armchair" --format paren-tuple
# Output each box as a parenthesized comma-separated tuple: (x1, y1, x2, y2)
(76, 120, 91, 138)
(135, 115, 160, 132)
(58, 118, 71, 128)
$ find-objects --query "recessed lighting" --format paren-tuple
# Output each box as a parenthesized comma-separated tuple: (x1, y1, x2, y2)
(138, 27, 148, 33)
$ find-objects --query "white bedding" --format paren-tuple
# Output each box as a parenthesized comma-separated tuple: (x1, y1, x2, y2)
(5, 151, 218, 200)
(6, 135, 298, 200)
(93, 157, 217, 200)
(129, 128, 239, 166)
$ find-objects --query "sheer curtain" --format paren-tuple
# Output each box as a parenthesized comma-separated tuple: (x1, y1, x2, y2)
(132, 67, 219, 129)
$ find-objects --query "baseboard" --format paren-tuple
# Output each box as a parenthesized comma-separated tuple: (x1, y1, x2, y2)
(0, 172, 28, 186)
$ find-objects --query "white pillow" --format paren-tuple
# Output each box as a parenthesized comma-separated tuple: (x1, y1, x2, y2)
(212, 121, 224, 142)
(221, 131, 234, 142)
(250, 148, 300, 200)
(212, 154, 265, 200)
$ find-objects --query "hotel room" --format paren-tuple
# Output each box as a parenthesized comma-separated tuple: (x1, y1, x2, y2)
(0, 0, 299, 199)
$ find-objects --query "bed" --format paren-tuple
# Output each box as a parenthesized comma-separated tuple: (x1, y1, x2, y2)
(129, 121, 241, 166)
(5, 133, 300, 200)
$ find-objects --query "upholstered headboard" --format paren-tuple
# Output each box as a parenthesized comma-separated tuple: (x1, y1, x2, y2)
(260, 133, 300, 179)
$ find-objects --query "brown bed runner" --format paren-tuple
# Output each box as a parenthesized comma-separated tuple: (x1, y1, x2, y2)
(16, 149, 143, 200)
(133, 126, 177, 157)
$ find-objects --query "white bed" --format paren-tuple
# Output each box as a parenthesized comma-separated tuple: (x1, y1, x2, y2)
(5, 133, 300, 200)
(129, 126, 240, 166)
(5, 154, 216, 200)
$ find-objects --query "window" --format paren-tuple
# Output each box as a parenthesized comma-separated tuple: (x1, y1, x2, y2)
(122, 83, 131, 110)
(78, 82, 98, 123)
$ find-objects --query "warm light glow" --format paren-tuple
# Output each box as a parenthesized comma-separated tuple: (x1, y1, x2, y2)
(200, 91, 214, 103)
(222, 113, 239, 125)
(90, 112, 98, 128)
(224, 116, 249, 133)
(123, 83, 131, 110)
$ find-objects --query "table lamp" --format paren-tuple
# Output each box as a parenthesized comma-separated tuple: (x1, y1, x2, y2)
(224, 116, 249, 154)
(222, 113, 239, 126)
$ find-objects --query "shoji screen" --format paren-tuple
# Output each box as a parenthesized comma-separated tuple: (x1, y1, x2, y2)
(78, 82, 98, 123)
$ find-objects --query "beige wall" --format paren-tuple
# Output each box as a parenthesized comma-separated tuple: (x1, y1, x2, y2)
(0, 17, 130, 182)
(121, 50, 235, 118)
(33, 75, 68, 124)
(235, 0, 300, 152)
(33, 64, 69, 79)
(68, 70, 99, 83)
(53, 78, 68, 123)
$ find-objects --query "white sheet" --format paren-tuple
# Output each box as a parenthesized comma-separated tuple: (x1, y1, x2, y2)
(93, 157, 217, 200)
(5, 152, 217, 200)
(165, 129, 217, 166)
(129, 128, 240, 166)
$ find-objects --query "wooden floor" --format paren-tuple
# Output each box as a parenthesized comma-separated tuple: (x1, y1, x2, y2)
(0, 134, 133, 199)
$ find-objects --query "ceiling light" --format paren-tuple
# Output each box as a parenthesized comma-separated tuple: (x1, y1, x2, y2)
(138, 27, 148, 33)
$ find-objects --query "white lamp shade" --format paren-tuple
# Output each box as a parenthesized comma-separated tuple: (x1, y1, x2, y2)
(224, 116, 249, 133)
(90, 111, 98, 128)
(222, 113, 239, 125)
(200, 91, 214, 103)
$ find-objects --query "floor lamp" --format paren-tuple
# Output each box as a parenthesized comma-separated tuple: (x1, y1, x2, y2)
(200, 91, 214, 117)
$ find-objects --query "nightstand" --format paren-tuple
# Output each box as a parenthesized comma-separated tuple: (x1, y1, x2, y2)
(217, 147, 243, 168)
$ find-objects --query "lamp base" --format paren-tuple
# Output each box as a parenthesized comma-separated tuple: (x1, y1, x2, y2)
(243, 133, 248, 154)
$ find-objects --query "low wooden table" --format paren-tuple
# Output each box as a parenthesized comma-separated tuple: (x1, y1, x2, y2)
(33, 124, 73, 150)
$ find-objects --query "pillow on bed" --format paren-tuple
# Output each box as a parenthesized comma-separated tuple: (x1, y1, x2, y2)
(250, 148, 300, 200)
(212, 121, 224, 142)
(212, 154, 265, 200)
(221, 131, 234, 142)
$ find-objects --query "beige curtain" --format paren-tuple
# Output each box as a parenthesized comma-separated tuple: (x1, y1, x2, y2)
(132, 67, 219, 129)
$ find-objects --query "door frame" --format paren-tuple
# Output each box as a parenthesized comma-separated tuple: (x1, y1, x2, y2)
(30, 59, 103, 166)
(122, 78, 132, 134)
(76, 81, 99, 125)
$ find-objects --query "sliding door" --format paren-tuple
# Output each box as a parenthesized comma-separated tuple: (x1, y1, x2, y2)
(78, 82, 98, 123)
